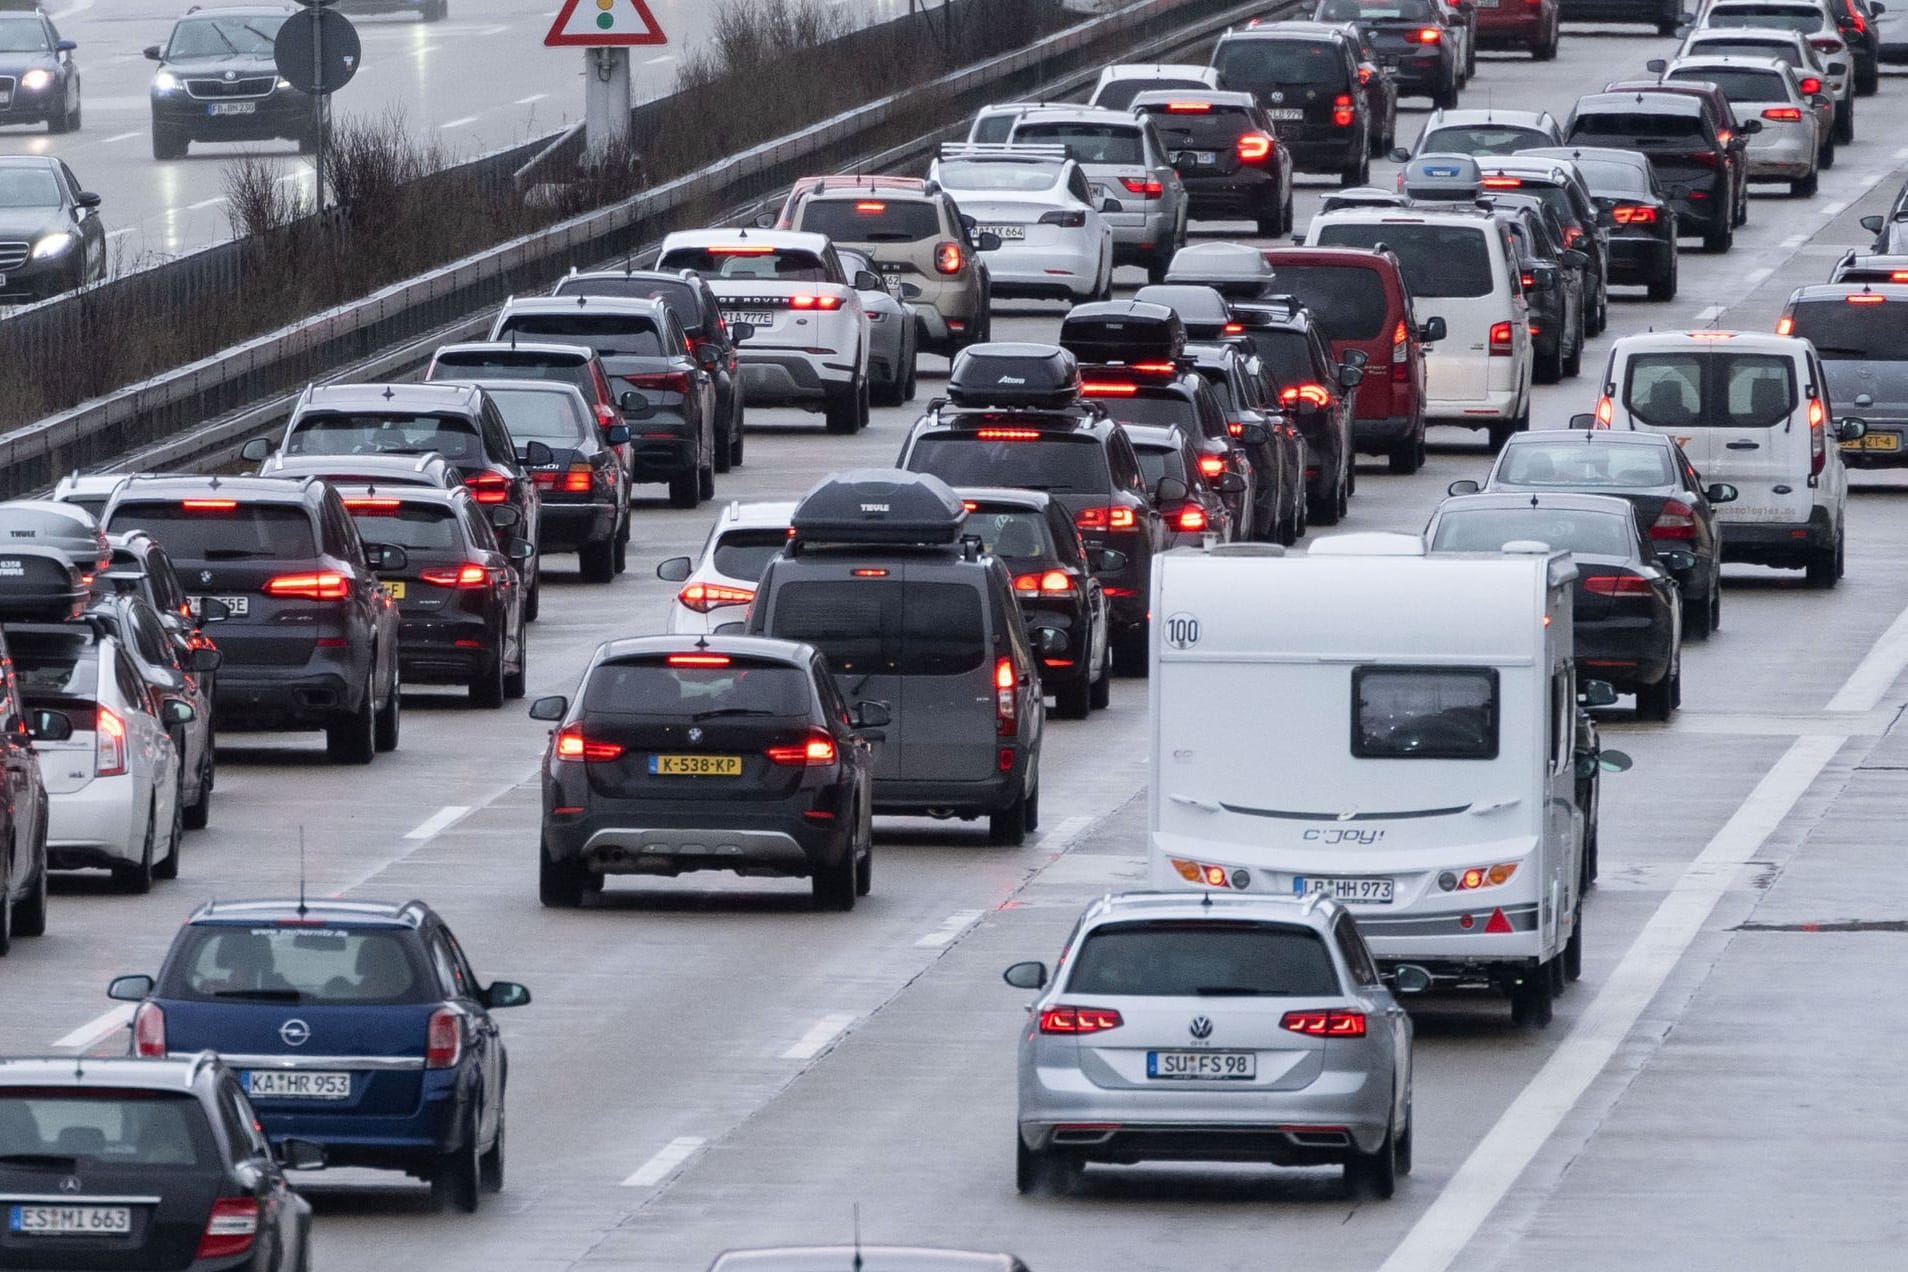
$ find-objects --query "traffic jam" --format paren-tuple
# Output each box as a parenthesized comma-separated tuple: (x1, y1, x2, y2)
(0, 0, 1903, 1266)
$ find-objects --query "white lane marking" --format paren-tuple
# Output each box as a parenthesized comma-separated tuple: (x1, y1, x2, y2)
(620, 1136, 705, 1187)
(1820, 198, 1849, 217)
(404, 805, 471, 841)
(101, 131, 141, 144)
(1743, 266, 1772, 285)
(779, 1012, 855, 1060)
(440, 116, 480, 130)
(105, 228, 134, 240)
(1693, 304, 1724, 323)
(915, 910, 984, 948)
(186, 197, 226, 211)
(515, 93, 549, 105)
(1826, 602, 1908, 712)
(1780, 233, 1808, 249)
(48, 0, 93, 18)
(53, 1005, 131, 1052)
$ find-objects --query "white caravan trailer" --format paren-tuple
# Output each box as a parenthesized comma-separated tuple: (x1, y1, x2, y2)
(1148, 534, 1585, 1026)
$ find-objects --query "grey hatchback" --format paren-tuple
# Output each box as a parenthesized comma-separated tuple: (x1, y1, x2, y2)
(1004, 892, 1419, 1199)
(1777, 283, 1908, 468)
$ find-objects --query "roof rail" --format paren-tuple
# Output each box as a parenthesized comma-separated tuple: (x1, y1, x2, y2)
(936, 142, 1069, 161)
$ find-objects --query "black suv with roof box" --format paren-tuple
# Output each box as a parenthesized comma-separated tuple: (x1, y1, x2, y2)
(1209, 25, 1372, 185)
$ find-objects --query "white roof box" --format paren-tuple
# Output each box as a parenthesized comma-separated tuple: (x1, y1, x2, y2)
(1306, 531, 1427, 557)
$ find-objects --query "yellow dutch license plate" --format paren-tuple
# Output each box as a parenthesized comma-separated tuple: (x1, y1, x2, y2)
(382, 581, 406, 600)
(1844, 433, 1899, 451)
(649, 754, 742, 776)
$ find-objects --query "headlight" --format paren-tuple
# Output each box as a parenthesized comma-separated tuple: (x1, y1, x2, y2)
(153, 71, 181, 93)
(31, 232, 76, 260)
(19, 69, 52, 92)
(276, 77, 293, 91)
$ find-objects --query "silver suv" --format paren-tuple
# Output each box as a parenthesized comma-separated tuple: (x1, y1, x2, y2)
(1004, 891, 1421, 1198)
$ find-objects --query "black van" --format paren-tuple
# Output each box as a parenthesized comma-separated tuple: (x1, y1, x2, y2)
(1210, 25, 1372, 185)
(744, 471, 1046, 845)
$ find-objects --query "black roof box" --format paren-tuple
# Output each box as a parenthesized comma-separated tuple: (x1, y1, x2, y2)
(946, 343, 1081, 410)
(1060, 300, 1186, 366)
(790, 469, 967, 547)
(0, 545, 90, 623)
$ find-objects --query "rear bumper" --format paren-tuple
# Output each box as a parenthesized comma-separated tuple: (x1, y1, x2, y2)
(1180, 172, 1281, 219)
(257, 1070, 465, 1171)
(873, 772, 1025, 818)
(46, 778, 140, 868)
(1719, 507, 1834, 563)
(1353, 415, 1418, 450)
(627, 423, 698, 481)
(737, 351, 853, 405)
(396, 612, 494, 684)
(213, 667, 360, 731)
(1607, 234, 1675, 284)
(1744, 136, 1815, 179)
(538, 500, 619, 551)
(1577, 615, 1675, 690)
(1475, 9, 1545, 42)
(1018, 1071, 1390, 1159)
(1284, 133, 1362, 172)
(543, 799, 850, 876)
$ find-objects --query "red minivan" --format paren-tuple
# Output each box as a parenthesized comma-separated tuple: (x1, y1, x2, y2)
(1260, 246, 1435, 473)
(1475, 0, 1561, 61)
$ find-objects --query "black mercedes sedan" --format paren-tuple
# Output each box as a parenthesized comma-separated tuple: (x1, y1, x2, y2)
(0, 5, 80, 133)
(0, 154, 105, 301)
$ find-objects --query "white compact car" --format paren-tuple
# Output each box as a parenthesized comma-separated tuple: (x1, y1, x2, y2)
(653, 229, 871, 434)
(1669, 27, 1843, 157)
(1086, 61, 1222, 110)
(1665, 55, 1825, 194)
(655, 500, 799, 635)
(1691, 1, 1856, 141)
(929, 146, 1115, 303)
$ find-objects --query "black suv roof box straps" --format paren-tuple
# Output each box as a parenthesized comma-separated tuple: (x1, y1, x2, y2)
(946, 342, 1082, 410)
(790, 470, 968, 546)
(0, 545, 90, 623)
(1059, 300, 1187, 366)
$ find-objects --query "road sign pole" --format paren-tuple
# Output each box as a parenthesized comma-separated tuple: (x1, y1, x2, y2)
(311, 8, 326, 211)
(583, 45, 632, 162)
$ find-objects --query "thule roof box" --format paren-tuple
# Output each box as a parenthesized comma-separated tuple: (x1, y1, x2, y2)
(0, 500, 111, 576)
(1060, 301, 1187, 366)
(789, 470, 968, 548)
(1401, 153, 1483, 201)
(1164, 241, 1277, 299)
(0, 545, 91, 622)
(946, 343, 1082, 410)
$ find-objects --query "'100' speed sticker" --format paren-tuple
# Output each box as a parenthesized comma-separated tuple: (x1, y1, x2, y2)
(1164, 613, 1200, 650)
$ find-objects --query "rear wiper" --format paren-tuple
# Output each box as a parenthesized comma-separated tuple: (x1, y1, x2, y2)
(201, 549, 272, 560)
(210, 989, 304, 1002)
(1192, 985, 1282, 996)
(689, 707, 776, 721)
(0, 1154, 79, 1169)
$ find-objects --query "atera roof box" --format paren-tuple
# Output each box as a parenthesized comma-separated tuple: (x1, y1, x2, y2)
(1402, 153, 1483, 202)
(790, 469, 967, 547)
(0, 544, 90, 622)
(1131, 285, 1231, 341)
(946, 343, 1081, 410)
(1060, 300, 1186, 366)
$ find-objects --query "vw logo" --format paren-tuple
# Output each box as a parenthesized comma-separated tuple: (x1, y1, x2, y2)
(279, 1018, 310, 1047)
(1269, 90, 1285, 104)
(687, 727, 703, 744)
(1189, 1016, 1213, 1040)
(57, 1176, 81, 1195)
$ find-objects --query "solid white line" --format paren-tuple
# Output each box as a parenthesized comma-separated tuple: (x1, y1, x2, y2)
(440, 116, 480, 130)
(403, 805, 471, 841)
(620, 1136, 705, 1187)
(644, 53, 676, 65)
(1826, 603, 1908, 712)
(1743, 267, 1772, 285)
(515, 93, 549, 105)
(102, 131, 140, 144)
(779, 1012, 855, 1060)
(1819, 198, 1849, 217)
(1780, 233, 1808, 249)
(915, 910, 984, 948)
(53, 1005, 131, 1052)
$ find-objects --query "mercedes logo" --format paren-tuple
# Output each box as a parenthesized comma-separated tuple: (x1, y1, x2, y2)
(1269, 91, 1285, 104)
(278, 1018, 311, 1047)
(57, 1176, 81, 1195)
(687, 726, 703, 744)
(1189, 1015, 1213, 1040)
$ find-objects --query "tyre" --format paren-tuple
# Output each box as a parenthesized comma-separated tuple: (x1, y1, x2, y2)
(182, 750, 212, 831)
(503, 627, 528, 699)
(697, 462, 715, 502)
(1345, 1120, 1397, 1200)
(713, 424, 732, 473)
(524, 579, 540, 622)
(153, 776, 184, 881)
(1686, 583, 1714, 639)
(479, 1104, 505, 1194)
(112, 805, 156, 896)
(613, 527, 628, 575)
(1833, 100, 1854, 145)
(824, 380, 861, 434)
(579, 536, 616, 584)
(667, 469, 699, 509)
(1023, 779, 1040, 833)
(12, 851, 45, 940)
(1310, 481, 1342, 526)
(151, 125, 186, 161)
(1053, 676, 1091, 720)
(1792, 168, 1818, 198)
(1396, 1104, 1413, 1175)
(1563, 321, 1583, 378)
(1585, 822, 1600, 886)
(1806, 537, 1840, 587)
(1433, 80, 1459, 110)
(1647, 251, 1678, 302)
(430, 1113, 482, 1214)
(1089, 654, 1111, 710)
(1534, 342, 1563, 386)
(47, 89, 74, 135)
(1509, 963, 1554, 1027)
(854, 816, 873, 897)
(811, 841, 857, 911)
(730, 412, 746, 466)
(1821, 137, 1836, 169)
(1636, 669, 1676, 721)
(1702, 215, 1733, 255)
(1856, 58, 1879, 96)
(989, 787, 1029, 846)
(871, 366, 906, 408)
(1563, 908, 1584, 983)
(1534, 25, 1558, 60)
(326, 678, 376, 765)
(1340, 148, 1370, 188)
(470, 652, 506, 709)
(1112, 629, 1149, 677)
(374, 667, 401, 753)
(0, 854, 11, 956)
(538, 843, 585, 908)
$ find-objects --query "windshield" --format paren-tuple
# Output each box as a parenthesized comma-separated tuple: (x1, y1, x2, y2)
(657, 246, 830, 283)
(0, 168, 60, 211)
(1092, 393, 1199, 430)
(1313, 222, 1495, 297)
(797, 199, 943, 244)
(160, 925, 435, 1004)
(1354, 665, 1498, 759)
(906, 435, 1111, 495)
(485, 388, 590, 444)
(1496, 440, 1676, 486)
(495, 314, 664, 358)
(1142, 105, 1258, 149)
(1667, 67, 1790, 101)
(963, 508, 1056, 561)
(1690, 35, 1800, 60)
(584, 658, 810, 717)
(1267, 264, 1388, 341)
(1422, 126, 1551, 156)
(287, 413, 484, 463)
(0, 1093, 215, 1170)
(1213, 39, 1347, 91)
(934, 160, 1063, 192)
(1555, 158, 1649, 195)
(1624, 351, 1796, 427)
(342, 502, 461, 552)
(1237, 327, 1314, 386)
(1784, 299, 1908, 359)
(107, 502, 318, 562)
(1568, 111, 1707, 144)
(0, 16, 48, 53)
(166, 15, 286, 58)
(1095, 77, 1213, 110)
(1067, 921, 1339, 996)
(711, 528, 791, 583)
(7, 632, 96, 698)
(1706, 5, 1822, 30)
(1432, 507, 1636, 554)
(1011, 122, 1144, 166)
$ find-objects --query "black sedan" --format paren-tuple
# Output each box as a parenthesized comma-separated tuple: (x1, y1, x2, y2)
(957, 487, 1113, 720)
(0, 154, 104, 301)
(531, 636, 883, 910)
(146, 6, 324, 160)
(1520, 146, 1680, 301)
(337, 485, 530, 708)
(0, 6, 79, 132)
(1461, 428, 1733, 638)
(1428, 492, 1684, 720)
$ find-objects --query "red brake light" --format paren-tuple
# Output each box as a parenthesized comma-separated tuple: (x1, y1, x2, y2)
(1012, 570, 1075, 597)
(1611, 204, 1657, 225)
(595, 403, 619, 429)
(1481, 176, 1523, 189)
(1846, 292, 1887, 303)
(1081, 380, 1140, 396)
(555, 725, 624, 763)
(995, 656, 1018, 736)
(1583, 574, 1653, 595)
(708, 244, 775, 255)
(1075, 506, 1136, 531)
(1038, 1006, 1123, 1034)
(1222, 321, 1244, 335)
(179, 499, 237, 512)
(936, 241, 965, 275)
(1358, 64, 1373, 83)
(855, 200, 886, 213)
(767, 730, 838, 766)
(1331, 94, 1354, 128)
(265, 571, 348, 600)
(1196, 455, 1226, 478)
(1799, 76, 1822, 94)
(1414, 26, 1441, 41)
(1279, 383, 1332, 407)
(1521, 273, 1537, 290)
(1175, 505, 1208, 532)
(466, 472, 511, 505)
(419, 563, 489, 589)
(342, 498, 402, 512)
(1809, 398, 1828, 476)
(1595, 395, 1614, 426)
(790, 293, 845, 311)
(197, 1197, 259, 1261)
(1280, 1010, 1367, 1037)
(1119, 176, 1165, 198)
(1237, 132, 1274, 162)
(1650, 499, 1697, 541)
(666, 653, 732, 667)
(1489, 321, 1514, 355)
(976, 428, 1042, 440)
(852, 567, 890, 578)
(1762, 107, 1804, 122)
(1809, 35, 1842, 49)
(677, 581, 754, 612)
(626, 370, 692, 395)
(426, 1007, 462, 1069)
(131, 1000, 165, 1058)
(1776, 315, 1795, 335)
(1165, 100, 1212, 112)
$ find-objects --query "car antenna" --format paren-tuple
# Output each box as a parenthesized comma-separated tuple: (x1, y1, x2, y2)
(297, 828, 309, 919)
(694, 634, 710, 652)
(850, 1203, 863, 1272)
(1201, 891, 1213, 909)
(382, 385, 396, 401)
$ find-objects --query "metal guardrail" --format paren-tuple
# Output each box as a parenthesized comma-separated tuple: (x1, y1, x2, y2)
(0, 0, 1283, 492)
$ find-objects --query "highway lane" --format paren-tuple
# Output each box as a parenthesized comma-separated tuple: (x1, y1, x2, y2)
(1, 0, 922, 264)
(0, 18, 1904, 1272)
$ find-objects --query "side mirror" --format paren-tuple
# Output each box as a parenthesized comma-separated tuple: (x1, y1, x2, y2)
(1659, 548, 1697, 572)
(728, 321, 754, 342)
(27, 709, 72, 743)
(1002, 960, 1049, 990)
(712, 621, 746, 636)
(1447, 479, 1480, 496)
(854, 270, 885, 293)
(76, 192, 101, 211)
(507, 539, 535, 562)
(620, 390, 654, 418)
(1418, 316, 1446, 343)
(604, 423, 631, 445)
(852, 700, 891, 729)
(1100, 197, 1123, 215)
(1599, 748, 1634, 773)
(1560, 249, 1589, 270)
(695, 344, 721, 370)
(197, 597, 231, 623)
(1338, 364, 1364, 389)
(484, 980, 532, 1009)
(522, 440, 554, 467)
(1740, 119, 1763, 136)
(656, 556, 693, 583)
(977, 231, 1005, 252)
(143, 44, 162, 61)
(1341, 348, 1370, 370)
(240, 437, 275, 463)
(1580, 678, 1619, 708)
(1236, 423, 1271, 446)
(1217, 471, 1247, 495)
(1033, 627, 1070, 657)
(1645, 57, 1667, 72)
(489, 504, 523, 530)
(107, 973, 154, 1002)
(162, 700, 196, 726)
(1861, 213, 1886, 235)
(190, 647, 223, 673)
(528, 695, 568, 721)
(1388, 964, 1433, 995)
(56, 39, 77, 54)
(753, 211, 776, 229)
(1873, 2, 1886, 14)
(1525, 265, 1554, 290)
(1568, 412, 1598, 430)
(1706, 482, 1738, 504)
(274, 1139, 326, 1171)
(1811, 93, 1833, 108)
(1091, 548, 1129, 573)
(1837, 418, 1868, 442)
(364, 543, 408, 573)
(1388, 147, 1411, 163)
(1153, 475, 1189, 504)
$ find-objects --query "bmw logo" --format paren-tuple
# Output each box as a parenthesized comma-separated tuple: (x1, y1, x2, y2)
(687, 727, 703, 744)
(279, 1018, 310, 1047)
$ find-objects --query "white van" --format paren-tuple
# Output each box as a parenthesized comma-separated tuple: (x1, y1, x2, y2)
(1148, 534, 1586, 1026)
(1304, 202, 1532, 448)
(1582, 330, 1866, 586)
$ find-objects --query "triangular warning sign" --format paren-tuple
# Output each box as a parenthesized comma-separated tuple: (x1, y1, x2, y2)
(545, 0, 667, 47)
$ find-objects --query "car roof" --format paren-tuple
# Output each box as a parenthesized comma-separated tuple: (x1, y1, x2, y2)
(1083, 889, 1339, 927)
(1427, 109, 1555, 128)
(1668, 54, 1792, 70)
(1686, 24, 1809, 40)
(110, 475, 321, 504)
(1440, 490, 1642, 516)
(662, 229, 833, 253)
(716, 499, 800, 530)
(1131, 89, 1258, 110)
(1012, 106, 1141, 128)
(1789, 282, 1908, 301)
(1120, 423, 1192, 449)
(710, 1248, 1021, 1272)
(187, 897, 431, 928)
(1099, 62, 1215, 80)
(0, 1055, 223, 1093)
(802, 185, 938, 205)
(1502, 428, 1673, 450)
(435, 341, 595, 362)
(264, 452, 461, 479)
(1612, 329, 1805, 352)
(953, 486, 1056, 511)
(499, 293, 672, 318)
(304, 382, 485, 412)
(331, 484, 471, 510)
(1517, 145, 1653, 174)
(1224, 23, 1345, 43)
(1574, 90, 1704, 115)
(593, 634, 815, 665)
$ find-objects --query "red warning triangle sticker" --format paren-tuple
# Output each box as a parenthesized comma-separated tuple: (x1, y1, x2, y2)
(545, 0, 667, 47)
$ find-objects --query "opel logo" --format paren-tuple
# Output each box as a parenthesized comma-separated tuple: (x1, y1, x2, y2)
(1189, 1016, 1213, 1040)
(687, 727, 703, 744)
(57, 1176, 81, 1195)
(279, 1018, 311, 1047)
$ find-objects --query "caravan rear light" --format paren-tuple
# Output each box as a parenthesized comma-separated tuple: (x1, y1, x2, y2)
(1583, 574, 1653, 595)
(1039, 1006, 1122, 1034)
(1281, 1010, 1367, 1037)
(996, 656, 1018, 736)
(1438, 862, 1520, 891)
(1489, 322, 1514, 355)
(1237, 132, 1274, 163)
(1170, 858, 1242, 889)
(677, 581, 754, 612)
(1075, 506, 1137, 531)
(1013, 570, 1075, 597)
(1120, 177, 1165, 198)
(1649, 499, 1697, 540)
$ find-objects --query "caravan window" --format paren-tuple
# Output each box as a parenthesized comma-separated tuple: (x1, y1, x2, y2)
(1352, 666, 1498, 760)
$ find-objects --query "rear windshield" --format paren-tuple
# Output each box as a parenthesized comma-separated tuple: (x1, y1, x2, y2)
(1496, 440, 1677, 486)
(1212, 39, 1347, 92)
(906, 434, 1111, 496)
(1092, 392, 1199, 430)
(56, 495, 109, 520)
(769, 580, 986, 677)
(342, 503, 461, 552)
(1266, 265, 1388, 341)
(1559, 158, 1650, 195)
(1313, 222, 1495, 298)
(0, 1093, 215, 1169)
(713, 529, 791, 583)
(1011, 122, 1144, 166)
(552, 277, 708, 334)
(964, 508, 1057, 562)
(1666, 67, 1790, 102)
(159, 925, 435, 1005)
(657, 246, 831, 283)
(1566, 112, 1707, 145)
(1139, 104, 1257, 148)
(1133, 443, 1191, 489)
(1421, 126, 1552, 156)
(796, 198, 943, 244)
(1315, 0, 1439, 17)
(1689, 35, 1798, 59)
(429, 354, 590, 391)
(1067, 920, 1339, 997)
(935, 160, 1063, 192)
(1431, 507, 1636, 555)
(484, 387, 590, 445)
(494, 314, 664, 357)
(1784, 299, 1908, 360)
(1623, 351, 1796, 427)
(1095, 78, 1213, 111)
(287, 413, 482, 462)
(970, 114, 1018, 144)
(107, 502, 318, 562)
(584, 657, 810, 718)
(1238, 328, 1314, 385)
(1705, 4, 1822, 29)
(8, 631, 96, 697)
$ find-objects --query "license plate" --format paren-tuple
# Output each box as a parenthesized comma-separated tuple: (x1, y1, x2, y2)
(189, 594, 249, 617)
(725, 310, 774, 328)
(1177, 150, 1219, 167)
(244, 1070, 351, 1099)
(1147, 1050, 1257, 1080)
(1844, 432, 1899, 451)
(209, 101, 256, 116)
(1266, 108, 1304, 120)
(1294, 875, 1395, 903)
(976, 223, 1025, 240)
(649, 753, 742, 776)
(10, 1205, 132, 1235)
(381, 581, 406, 600)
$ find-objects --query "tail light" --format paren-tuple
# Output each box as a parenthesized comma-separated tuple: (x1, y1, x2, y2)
(854, 200, 886, 213)
(1809, 398, 1827, 475)
(1594, 395, 1614, 427)
(1039, 1006, 1122, 1034)
(1196, 455, 1227, 479)
(95, 706, 127, 778)
(1583, 574, 1653, 595)
(1281, 1010, 1367, 1037)
(265, 571, 348, 600)
(1119, 176, 1164, 198)
(1521, 272, 1537, 290)
(533, 463, 596, 493)
(935, 241, 965, 274)
(1076, 506, 1137, 531)
(1013, 570, 1075, 597)
(789, 293, 845, 310)
(426, 1007, 463, 1069)
(667, 653, 731, 667)
(1392, 320, 1410, 383)
(1358, 64, 1373, 84)
(1081, 380, 1140, 396)
(1809, 35, 1843, 50)
(554, 725, 624, 763)
(1482, 177, 1524, 190)
(1846, 0, 1867, 32)
(767, 730, 838, 766)
(626, 370, 692, 395)
(1331, 94, 1354, 128)
(1414, 26, 1441, 41)
(995, 656, 1018, 736)
(131, 1000, 165, 1057)
(1688, 150, 1723, 169)
(1611, 204, 1657, 225)
(1650, 499, 1697, 540)
(1280, 383, 1332, 407)
(1175, 505, 1208, 532)
(1489, 321, 1514, 355)
(1039, 208, 1086, 227)
(595, 403, 620, 430)
(1165, 100, 1212, 112)
(1776, 315, 1795, 335)
(179, 499, 236, 512)
(1846, 292, 1886, 304)
(1799, 76, 1823, 94)
(677, 581, 754, 612)
(1237, 131, 1274, 162)
(1762, 107, 1804, 121)
(342, 498, 402, 512)
(466, 472, 511, 505)
(196, 1197, 259, 1261)
(419, 563, 489, 589)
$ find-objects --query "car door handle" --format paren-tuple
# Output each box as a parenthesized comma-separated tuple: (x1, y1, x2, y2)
(1725, 440, 1760, 450)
